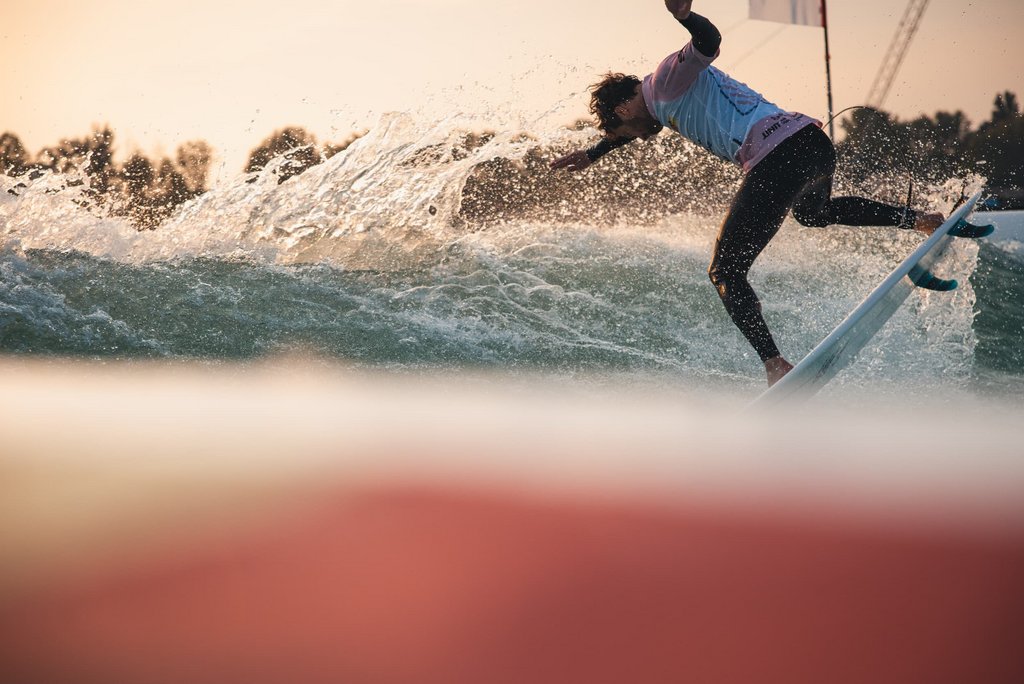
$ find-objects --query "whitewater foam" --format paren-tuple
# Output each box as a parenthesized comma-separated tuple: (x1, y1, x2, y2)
(0, 114, 1005, 395)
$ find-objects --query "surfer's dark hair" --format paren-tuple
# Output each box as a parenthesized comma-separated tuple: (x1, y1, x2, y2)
(589, 73, 642, 132)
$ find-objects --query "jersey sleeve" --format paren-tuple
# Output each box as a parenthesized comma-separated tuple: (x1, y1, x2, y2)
(645, 43, 719, 105)
(678, 40, 718, 70)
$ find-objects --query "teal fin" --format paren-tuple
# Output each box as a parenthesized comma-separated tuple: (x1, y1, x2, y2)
(909, 264, 958, 291)
(949, 219, 995, 239)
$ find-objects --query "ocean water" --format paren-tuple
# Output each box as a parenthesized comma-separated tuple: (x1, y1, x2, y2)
(1, 115, 1021, 400)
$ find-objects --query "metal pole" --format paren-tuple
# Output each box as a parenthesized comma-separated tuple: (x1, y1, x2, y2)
(821, 0, 835, 139)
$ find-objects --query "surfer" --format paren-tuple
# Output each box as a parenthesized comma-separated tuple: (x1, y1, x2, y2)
(550, 0, 944, 386)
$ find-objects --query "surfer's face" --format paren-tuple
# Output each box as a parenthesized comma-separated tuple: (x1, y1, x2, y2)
(611, 86, 662, 140)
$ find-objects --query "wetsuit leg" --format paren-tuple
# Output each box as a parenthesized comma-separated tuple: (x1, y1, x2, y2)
(709, 151, 816, 363)
(710, 124, 918, 363)
(791, 127, 916, 228)
(794, 185, 917, 228)
(709, 125, 834, 362)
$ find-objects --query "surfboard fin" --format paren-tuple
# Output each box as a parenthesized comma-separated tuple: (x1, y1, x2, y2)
(949, 219, 995, 239)
(908, 264, 958, 291)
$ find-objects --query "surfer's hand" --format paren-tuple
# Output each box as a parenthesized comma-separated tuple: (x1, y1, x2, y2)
(550, 150, 593, 173)
(665, 0, 692, 21)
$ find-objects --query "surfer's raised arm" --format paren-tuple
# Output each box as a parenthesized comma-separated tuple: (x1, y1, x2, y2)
(664, 1, 721, 56)
(673, 9, 721, 58)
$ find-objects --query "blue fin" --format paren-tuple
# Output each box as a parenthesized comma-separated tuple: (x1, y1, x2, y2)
(949, 219, 995, 239)
(908, 264, 958, 291)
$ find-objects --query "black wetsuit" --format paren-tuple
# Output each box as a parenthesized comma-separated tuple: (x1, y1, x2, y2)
(586, 12, 917, 364)
(709, 123, 915, 362)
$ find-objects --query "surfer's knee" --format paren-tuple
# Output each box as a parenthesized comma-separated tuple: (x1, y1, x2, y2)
(708, 263, 743, 297)
(707, 263, 724, 289)
(793, 205, 829, 228)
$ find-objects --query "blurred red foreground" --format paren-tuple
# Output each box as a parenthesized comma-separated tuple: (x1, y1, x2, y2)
(2, 485, 1023, 684)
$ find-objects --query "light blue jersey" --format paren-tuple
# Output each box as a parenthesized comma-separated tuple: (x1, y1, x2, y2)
(641, 43, 819, 171)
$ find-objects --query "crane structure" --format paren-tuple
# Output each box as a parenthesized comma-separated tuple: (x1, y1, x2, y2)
(866, 0, 932, 109)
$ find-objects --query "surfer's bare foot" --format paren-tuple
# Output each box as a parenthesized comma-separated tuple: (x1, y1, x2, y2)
(764, 356, 793, 387)
(913, 212, 944, 236)
(765, 356, 794, 387)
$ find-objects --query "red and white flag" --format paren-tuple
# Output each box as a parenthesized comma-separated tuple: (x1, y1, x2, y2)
(748, 0, 824, 27)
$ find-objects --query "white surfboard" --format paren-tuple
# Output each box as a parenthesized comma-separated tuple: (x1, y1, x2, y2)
(751, 190, 992, 407)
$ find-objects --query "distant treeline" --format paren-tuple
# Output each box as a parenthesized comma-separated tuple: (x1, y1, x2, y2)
(0, 126, 362, 228)
(1, 90, 1022, 230)
(836, 91, 1024, 209)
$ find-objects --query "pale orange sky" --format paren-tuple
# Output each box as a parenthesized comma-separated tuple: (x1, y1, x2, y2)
(3, 0, 1022, 181)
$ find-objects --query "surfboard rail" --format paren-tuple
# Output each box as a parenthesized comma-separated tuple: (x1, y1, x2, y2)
(751, 190, 986, 407)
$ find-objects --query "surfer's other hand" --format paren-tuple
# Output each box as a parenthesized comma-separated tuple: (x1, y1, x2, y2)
(550, 150, 593, 173)
(665, 0, 693, 21)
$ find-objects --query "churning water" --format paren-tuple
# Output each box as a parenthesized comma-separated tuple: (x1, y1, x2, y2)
(1, 114, 1021, 400)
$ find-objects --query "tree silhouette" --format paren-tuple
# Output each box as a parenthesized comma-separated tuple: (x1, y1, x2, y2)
(157, 159, 190, 206)
(0, 126, 218, 226)
(835, 92, 1024, 208)
(0, 133, 28, 175)
(31, 127, 115, 187)
(243, 127, 365, 184)
(969, 94, 1024, 191)
(121, 154, 155, 199)
(176, 140, 213, 194)
(84, 127, 115, 193)
(245, 126, 322, 184)
(837, 107, 912, 178)
(992, 91, 1020, 125)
